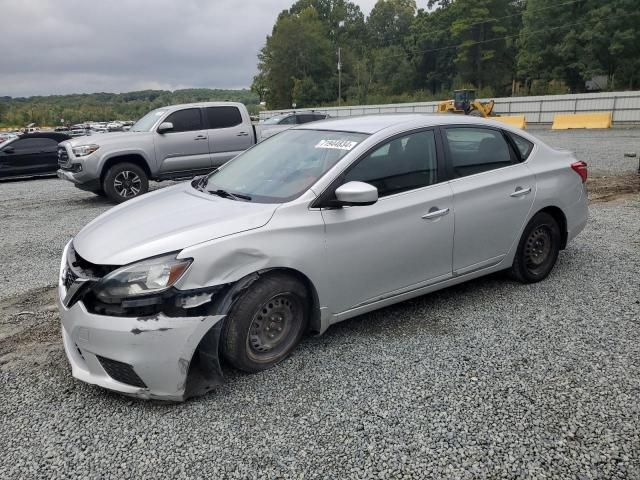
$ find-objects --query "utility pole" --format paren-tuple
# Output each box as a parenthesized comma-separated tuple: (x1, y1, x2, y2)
(337, 47, 342, 107)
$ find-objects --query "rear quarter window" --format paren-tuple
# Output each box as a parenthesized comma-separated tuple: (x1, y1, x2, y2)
(508, 132, 535, 160)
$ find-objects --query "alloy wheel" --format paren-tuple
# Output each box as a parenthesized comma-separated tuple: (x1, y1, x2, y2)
(113, 170, 142, 198)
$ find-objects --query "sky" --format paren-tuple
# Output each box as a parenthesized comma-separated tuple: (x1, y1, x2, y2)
(0, 0, 416, 98)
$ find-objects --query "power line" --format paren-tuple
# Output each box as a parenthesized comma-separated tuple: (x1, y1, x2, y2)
(377, 18, 596, 60)
(424, 0, 584, 33)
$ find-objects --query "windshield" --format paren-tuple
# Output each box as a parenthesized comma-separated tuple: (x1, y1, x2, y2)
(0, 137, 18, 148)
(130, 109, 167, 132)
(204, 129, 368, 203)
(263, 114, 290, 125)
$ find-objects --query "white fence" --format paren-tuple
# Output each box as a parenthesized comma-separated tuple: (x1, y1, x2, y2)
(259, 90, 640, 125)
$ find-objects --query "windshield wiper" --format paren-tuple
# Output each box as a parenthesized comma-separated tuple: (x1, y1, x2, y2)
(208, 188, 252, 201)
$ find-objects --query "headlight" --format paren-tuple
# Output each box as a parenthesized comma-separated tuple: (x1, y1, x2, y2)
(72, 144, 99, 157)
(94, 253, 192, 301)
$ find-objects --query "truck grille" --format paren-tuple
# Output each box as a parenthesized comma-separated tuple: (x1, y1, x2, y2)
(96, 356, 147, 388)
(58, 147, 70, 167)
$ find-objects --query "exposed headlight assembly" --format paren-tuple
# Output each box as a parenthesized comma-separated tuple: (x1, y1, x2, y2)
(94, 253, 192, 302)
(72, 144, 100, 157)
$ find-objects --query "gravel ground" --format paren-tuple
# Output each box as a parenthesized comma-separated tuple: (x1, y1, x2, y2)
(1, 129, 639, 479)
(531, 127, 640, 174)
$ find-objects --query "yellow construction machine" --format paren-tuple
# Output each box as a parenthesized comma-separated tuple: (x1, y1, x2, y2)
(437, 89, 495, 117)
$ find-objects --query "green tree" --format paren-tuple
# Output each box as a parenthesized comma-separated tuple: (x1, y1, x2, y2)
(517, 0, 587, 92)
(257, 7, 334, 108)
(451, 0, 522, 94)
(367, 0, 416, 48)
(408, 4, 457, 94)
(579, 0, 640, 90)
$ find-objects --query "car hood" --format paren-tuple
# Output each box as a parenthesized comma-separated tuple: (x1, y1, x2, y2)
(62, 131, 150, 147)
(73, 183, 280, 265)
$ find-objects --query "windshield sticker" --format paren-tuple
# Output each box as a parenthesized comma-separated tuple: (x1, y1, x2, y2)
(315, 139, 358, 151)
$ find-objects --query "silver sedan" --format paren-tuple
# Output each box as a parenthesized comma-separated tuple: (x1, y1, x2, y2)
(57, 114, 588, 400)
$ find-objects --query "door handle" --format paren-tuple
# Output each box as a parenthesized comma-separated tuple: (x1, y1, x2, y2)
(421, 207, 450, 220)
(510, 186, 532, 197)
(194, 135, 207, 140)
(237, 132, 249, 137)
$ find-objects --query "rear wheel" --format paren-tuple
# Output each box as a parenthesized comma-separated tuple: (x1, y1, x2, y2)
(102, 162, 149, 203)
(221, 273, 308, 372)
(509, 212, 561, 283)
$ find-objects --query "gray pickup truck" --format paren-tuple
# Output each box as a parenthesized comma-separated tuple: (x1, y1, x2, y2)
(57, 102, 256, 203)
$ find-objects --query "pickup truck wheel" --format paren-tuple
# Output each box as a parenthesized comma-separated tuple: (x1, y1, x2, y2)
(103, 163, 149, 203)
(221, 273, 308, 373)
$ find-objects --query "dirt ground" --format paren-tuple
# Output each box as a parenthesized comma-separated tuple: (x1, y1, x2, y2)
(588, 172, 640, 203)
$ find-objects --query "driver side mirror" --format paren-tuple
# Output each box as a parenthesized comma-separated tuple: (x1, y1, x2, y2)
(3, 146, 14, 154)
(333, 181, 378, 206)
(157, 122, 174, 134)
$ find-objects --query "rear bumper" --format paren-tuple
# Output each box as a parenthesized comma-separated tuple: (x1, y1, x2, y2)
(566, 184, 589, 244)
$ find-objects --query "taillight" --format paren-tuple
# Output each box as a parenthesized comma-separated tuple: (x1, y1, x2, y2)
(571, 161, 588, 183)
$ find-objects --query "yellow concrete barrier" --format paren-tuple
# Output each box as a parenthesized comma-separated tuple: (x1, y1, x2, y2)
(551, 112, 612, 130)
(491, 115, 526, 129)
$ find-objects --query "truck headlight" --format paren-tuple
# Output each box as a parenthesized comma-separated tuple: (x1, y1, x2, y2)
(94, 253, 192, 301)
(72, 144, 100, 157)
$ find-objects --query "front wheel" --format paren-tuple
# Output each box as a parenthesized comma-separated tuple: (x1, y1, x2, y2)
(509, 212, 561, 283)
(102, 162, 149, 203)
(221, 273, 308, 373)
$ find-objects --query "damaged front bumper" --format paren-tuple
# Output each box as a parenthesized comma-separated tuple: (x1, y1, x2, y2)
(57, 242, 227, 401)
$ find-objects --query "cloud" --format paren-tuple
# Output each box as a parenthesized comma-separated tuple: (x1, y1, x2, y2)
(0, 0, 385, 97)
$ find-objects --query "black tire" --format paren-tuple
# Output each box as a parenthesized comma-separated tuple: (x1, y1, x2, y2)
(509, 212, 561, 283)
(102, 162, 149, 203)
(221, 273, 308, 373)
(469, 109, 484, 117)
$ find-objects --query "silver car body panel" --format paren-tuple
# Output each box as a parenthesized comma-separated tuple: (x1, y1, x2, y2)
(59, 114, 588, 399)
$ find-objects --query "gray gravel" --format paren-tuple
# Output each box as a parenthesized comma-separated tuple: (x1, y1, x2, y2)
(531, 127, 640, 174)
(1, 130, 640, 479)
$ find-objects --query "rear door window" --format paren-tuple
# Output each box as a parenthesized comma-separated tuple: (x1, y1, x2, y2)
(206, 106, 243, 129)
(10, 138, 58, 151)
(163, 108, 203, 132)
(444, 127, 517, 178)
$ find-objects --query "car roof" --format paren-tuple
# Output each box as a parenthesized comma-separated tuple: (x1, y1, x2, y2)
(163, 101, 245, 112)
(294, 113, 517, 135)
(19, 132, 71, 140)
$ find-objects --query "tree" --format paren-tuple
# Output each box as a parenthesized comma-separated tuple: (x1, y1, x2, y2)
(408, 4, 457, 94)
(256, 7, 335, 108)
(517, 0, 588, 93)
(450, 0, 522, 94)
(579, 0, 640, 90)
(367, 0, 416, 48)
